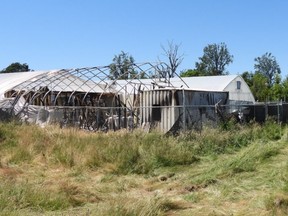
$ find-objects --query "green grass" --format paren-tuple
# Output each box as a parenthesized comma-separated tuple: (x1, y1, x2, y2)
(0, 180, 71, 212)
(0, 120, 287, 215)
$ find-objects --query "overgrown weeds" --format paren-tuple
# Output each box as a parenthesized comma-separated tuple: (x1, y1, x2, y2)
(0, 120, 286, 215)
(0, 180, 71, 212)
(265, 193, 288, 215)
(0, 121, 284, 175)
(88, 195, 182, 216)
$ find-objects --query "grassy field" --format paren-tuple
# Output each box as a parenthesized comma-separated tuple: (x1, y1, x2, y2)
(0, 121, 288, 215)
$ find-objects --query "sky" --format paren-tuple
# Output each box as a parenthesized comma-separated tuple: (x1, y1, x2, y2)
(1, 0, 288, 77)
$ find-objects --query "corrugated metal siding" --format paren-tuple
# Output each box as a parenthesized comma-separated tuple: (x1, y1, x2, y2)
(140, 90, 176, 133)
(177, 90, 228, 131)
(140, 89, 229, 133)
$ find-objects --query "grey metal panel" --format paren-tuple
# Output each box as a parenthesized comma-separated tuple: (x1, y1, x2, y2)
(140, 89, 177, 133)
(140, 91, 143, 124)
(140, 89, 229, 133)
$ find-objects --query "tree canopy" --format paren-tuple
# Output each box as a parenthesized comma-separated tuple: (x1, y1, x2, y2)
(254, 52, 281, 87)
(195, 42, 233, 76)
(109, 51, 137, 79)
(1, 62, 30, 73)
(241, 67, 285, 102)
(241, 71, 254, 87)
(249, 73, 269, 101)
(180, 69, 205, 77)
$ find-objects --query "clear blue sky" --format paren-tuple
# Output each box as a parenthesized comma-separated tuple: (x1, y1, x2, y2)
(1, 0, 287, 77)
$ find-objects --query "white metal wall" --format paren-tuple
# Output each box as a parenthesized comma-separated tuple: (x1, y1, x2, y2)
(140, 89, 229, 133)
(140, 90, 177, 133)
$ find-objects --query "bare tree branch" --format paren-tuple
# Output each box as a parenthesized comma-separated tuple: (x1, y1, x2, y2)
(160, 41, 184, 78)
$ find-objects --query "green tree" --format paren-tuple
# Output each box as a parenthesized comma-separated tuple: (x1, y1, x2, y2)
(250, 73, 269, 101)
(1, 62, 30, 73)
(270, 73, 283, 101)
(241, 71, 254, 87)
(281, 77, 288, 102)
(254, 52, 281, 87)
(180, 69, 205, 77)
(109, 51, 137, 79)
(195, 42, 233, 76)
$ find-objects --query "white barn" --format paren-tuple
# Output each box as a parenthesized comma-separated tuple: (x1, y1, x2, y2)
(114, 75, 255, 104)
(171, 75, 255, 104)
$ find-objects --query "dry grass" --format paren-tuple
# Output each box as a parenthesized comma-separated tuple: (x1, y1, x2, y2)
(0, 121, 287, 215)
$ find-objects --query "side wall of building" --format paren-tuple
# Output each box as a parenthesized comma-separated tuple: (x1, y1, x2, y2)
(140, 89, 229, 133)
(225, 76, 255, 104)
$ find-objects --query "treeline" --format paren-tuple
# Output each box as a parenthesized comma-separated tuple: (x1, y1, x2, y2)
(1, 42, 285, 102)
(0, 62, 30, 73)
(180, 47, 284, 102)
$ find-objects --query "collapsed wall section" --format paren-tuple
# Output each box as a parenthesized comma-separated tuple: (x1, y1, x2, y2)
(0, 63, 177, 131)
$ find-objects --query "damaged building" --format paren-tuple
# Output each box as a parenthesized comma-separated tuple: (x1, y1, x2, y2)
(140, 88, 229, 133)
(135, 75, 255, 133)
(0, 64, 255, 133)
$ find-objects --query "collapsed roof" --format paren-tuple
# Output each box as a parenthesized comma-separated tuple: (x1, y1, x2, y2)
(0, 64, 255, 107)
(0, 63, 171, 107)
(0, 63, 256, 132)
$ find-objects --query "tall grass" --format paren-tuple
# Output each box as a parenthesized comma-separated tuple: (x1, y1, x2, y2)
(189, 139, 284, 186)
(0, 120, 283, 174)
(88, 196, 181, 216)
(0, 180, 71, 212)
(0, 120, 286, 215)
